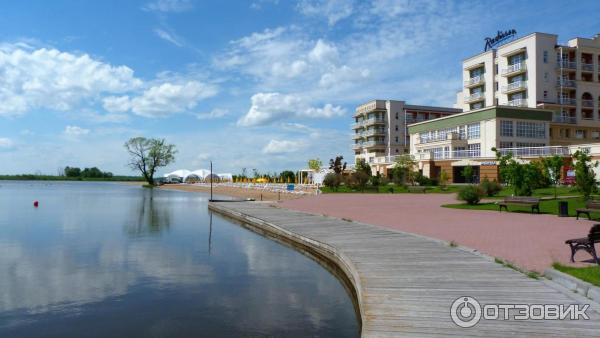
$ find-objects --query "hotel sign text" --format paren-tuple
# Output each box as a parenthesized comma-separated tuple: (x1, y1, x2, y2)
(484, 29, 517, 51)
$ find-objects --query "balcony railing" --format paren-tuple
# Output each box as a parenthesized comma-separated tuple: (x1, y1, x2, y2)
(352, 133, 364, 140)
(501, 62, 526, 75)
(502, 81, 527, 93)
(362, 140, 386, 147)
(558, 98, 577, 106)
(352, 143, 363, 150)
(497, 146, 570, 157)
(352, 121, 365, 129)
(362, 117, 385, 126)
(581, 63, 594, 72)
(506, 98, 528, 107)
(582, 99, 594, 108)
(464, 92, 484, 103)
(418, 132, 464, 144)
(553, 115, 577, 124)
(557, 79, 576, 88)
(464, 75, 484, 87)
(431, 149, 481, 160)
(557, 61, 576, 70)
(405, 117, 428, 124)
(362, 129, 386, 137)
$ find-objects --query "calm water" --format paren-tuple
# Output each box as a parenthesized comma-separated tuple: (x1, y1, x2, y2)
(0, 181, 359, 337)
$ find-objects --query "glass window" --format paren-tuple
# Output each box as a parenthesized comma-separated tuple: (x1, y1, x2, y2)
(576, 130, 586, 139)
(543, 51, 548, 63)
(500, 120, 513, 137)
(516, 121, 545, 138)
(516, 142, 546, 147)
(592, 131, 600, 139)
(467, 123, 480, 139)
(499, 141, 513, 148)
(467, 143, 481, 156)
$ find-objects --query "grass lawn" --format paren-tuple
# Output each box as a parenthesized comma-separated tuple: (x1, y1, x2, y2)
(494, 186, 582, 199)
(553, 263, 600, 287)
(443, 197, 600, 218)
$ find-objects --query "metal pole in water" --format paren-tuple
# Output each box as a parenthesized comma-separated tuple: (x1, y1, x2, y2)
(210, 160, 213, 201)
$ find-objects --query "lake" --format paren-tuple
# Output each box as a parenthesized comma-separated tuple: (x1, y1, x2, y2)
(0, 181, 359, 337)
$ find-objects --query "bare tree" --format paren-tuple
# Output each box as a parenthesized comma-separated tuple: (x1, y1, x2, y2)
(124, 137, 177, 186)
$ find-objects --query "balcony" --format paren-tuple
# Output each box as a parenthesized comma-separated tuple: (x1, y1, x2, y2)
(362, 128, 386, 137)
(352, 143, 363, 150)
(464, 75, 484, 88)
(497, 146, 570, 158)
(464, 92, 485, 103)
(362, 117, 385, 126)
(351, 121, 365, 129)
(502, 81, 527, 94)
(352, 133, 364, 140)
(556, 79, 576, 89)
(552, 115, 577, 124)
(557, 61, 576, 70)
(582, 99, 594, 108)
(506, 98, 528, 107)
(418, 132, 464, 145)
(501, 62, 526, 76)
(405, 117, 428, 124)
(362, 140, 386, 148)
(558, 98, 577, 106)
(581, 63, 594, 72)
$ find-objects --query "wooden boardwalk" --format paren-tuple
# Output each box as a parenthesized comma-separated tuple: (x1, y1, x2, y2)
(209, 202, 600, 337)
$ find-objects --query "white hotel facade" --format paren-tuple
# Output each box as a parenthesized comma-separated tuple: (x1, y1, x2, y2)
(355, 32, 600, 181)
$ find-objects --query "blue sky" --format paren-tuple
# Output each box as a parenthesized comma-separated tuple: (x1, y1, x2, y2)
(0, 0, 599, 175)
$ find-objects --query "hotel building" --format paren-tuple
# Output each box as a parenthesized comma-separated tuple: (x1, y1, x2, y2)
(460, 32, 600, 145)
(352, 100, 460, 174)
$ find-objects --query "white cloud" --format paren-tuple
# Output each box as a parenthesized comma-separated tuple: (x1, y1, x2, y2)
(129, 81, 217, 118)
(308, 39, 338, 63)
(64, 125, 90, 137)
(143, 0, 193, 13)
(297, 0, 355, 26)
(154, 28, 184, 47)
(0, 137, 14, 149)
(262, 139, 304, 154)
(195, 108, 228, 120)
(237, 92, 345, 127)
(103, 96, 131, 113)
(0, 46, 142, 116)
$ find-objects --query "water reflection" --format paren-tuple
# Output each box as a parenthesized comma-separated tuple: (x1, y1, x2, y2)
(125, 188, 172, 235)
(0, 182, 359, 337)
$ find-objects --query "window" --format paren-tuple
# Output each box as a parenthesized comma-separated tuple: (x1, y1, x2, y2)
(395, 136, 399, 143)
(395, 148, 399, 153)
(576, 130, 586, 139)
(499, 141, 513, 149)
(543, 90, 548, 100)
(592, 131, 600, 140)
(516, 142, 546, 147)
(467, 123, 480, 139)
(468, 143, 481, 156)
(516, 121, 545, 138)
(395, 112, 398, 119)
(500, 120, 513, 137)
(544, 72, 548, 82)
(543, 51, 548, 63)
(395, 125, 398, 131)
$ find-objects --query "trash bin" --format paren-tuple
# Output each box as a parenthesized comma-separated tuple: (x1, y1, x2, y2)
(558, 201, 569, 217)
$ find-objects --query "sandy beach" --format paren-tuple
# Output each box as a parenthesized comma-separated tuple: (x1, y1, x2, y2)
(159, 183, 311, 201)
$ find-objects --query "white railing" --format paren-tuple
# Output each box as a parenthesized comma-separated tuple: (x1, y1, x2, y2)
(553, 115, 577, 124)
(362, 140, 386, 147)
(557, 79, 576, 88)
(582, 99, 594, 108)
(558, 98, 577, 105)
(431, 149, 481, 160)
(581, 63, 594, 72)
(497, 146, 570, 157)
(502, 81, 527, 93)
(506, 98, 528, 107)
(557, 61, 576, 69)
(352, 143, 363, 149)
(352, 121, 365, 129)
(502, 62, 526, 75)
(362, 128, 386, 137)
(464, 75, 484, 86)
(464, 92, 484, 102)
(363, 117, 385, 125)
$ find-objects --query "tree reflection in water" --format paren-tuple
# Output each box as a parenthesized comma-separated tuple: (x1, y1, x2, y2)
(125, 188, 172, 235)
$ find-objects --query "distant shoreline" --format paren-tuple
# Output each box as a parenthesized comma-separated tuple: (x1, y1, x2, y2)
(160, 184, 310, 201)
(0, 175, 144, 182)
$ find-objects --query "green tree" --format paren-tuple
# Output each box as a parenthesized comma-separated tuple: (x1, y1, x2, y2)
(461, 165, 474, 184)
(125, 137, 177, 186)
(279, 170, 295, 182)
(351, 171, 370, 192)
(81, 167, 103, 178)
(64, 166, 81, 177)
(572, 150, 598, 200)
(323, 173, 341, 191)
(329, 156, 347, 174)
(494, 148, 543, 196)
(308, 158, 322, 171)
(541, 155, 565, 199)
(439, 170, 449, 190)
(355, 158, 372, 176)
(393, 155, 417, 185)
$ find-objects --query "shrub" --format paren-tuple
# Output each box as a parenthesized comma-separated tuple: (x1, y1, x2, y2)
(351, 171, 370, 191)
(458, 185, 484, 205)
(480, 177, 502, 197)
(323, 173, 341, 191)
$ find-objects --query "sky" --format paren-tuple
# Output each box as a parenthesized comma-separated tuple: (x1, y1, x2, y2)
(0, 0, 599, 176)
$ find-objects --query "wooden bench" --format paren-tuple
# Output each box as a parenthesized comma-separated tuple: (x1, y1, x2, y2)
(497, 196, 540, 214)
(576, 200, 600, 220)
(407, 186, 426, 193)
(565, 224, 600, 264)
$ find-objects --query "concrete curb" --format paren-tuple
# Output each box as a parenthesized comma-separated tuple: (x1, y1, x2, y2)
(544, 268, 600, 303)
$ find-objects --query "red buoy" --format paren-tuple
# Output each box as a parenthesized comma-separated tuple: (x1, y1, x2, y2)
(33, 201, 39, 207)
